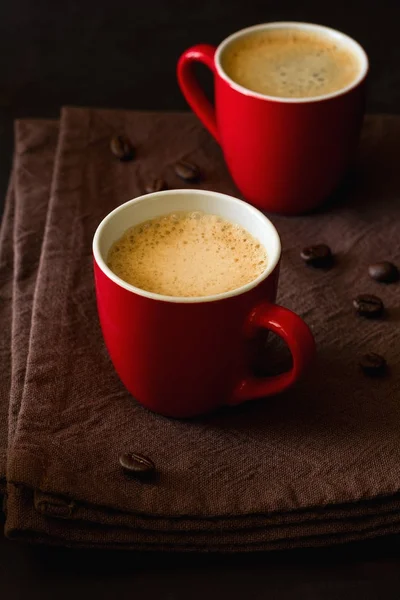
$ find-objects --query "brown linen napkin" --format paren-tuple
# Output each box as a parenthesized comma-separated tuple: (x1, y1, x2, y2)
(0, 120, 58, 496)
(0, 179, 15, 494)
(8, 120, 59, 450)
(3, 108, 400, 550)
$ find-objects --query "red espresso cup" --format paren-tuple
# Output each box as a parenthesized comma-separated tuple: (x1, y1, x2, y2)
(177, 22, 369, 214)
(93, 190, 315, 418)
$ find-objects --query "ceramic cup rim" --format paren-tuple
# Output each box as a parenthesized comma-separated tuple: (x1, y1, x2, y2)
(92, 189, 281, 304)
(215, 21, 369, 104)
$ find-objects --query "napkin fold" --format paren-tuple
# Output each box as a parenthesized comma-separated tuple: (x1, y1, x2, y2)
(1, 108, 400, 550)
(0, 178, 14, 495)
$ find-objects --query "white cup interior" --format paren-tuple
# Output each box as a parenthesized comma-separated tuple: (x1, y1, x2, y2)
(216, 21, 369, 103)
(93, 189, 281, 304)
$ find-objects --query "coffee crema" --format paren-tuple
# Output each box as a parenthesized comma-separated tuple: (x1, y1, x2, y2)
(107, 211, 267, 297)
(221, 28, 361, 99)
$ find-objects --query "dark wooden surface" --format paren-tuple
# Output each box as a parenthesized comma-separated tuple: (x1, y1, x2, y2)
(2, 0, 400, 596)
(2, 515, 400, 599)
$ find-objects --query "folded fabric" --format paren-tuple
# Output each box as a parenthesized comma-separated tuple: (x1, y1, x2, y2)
(0, 120, 58, 496)
(1, 108, 400, 550)
(0, 179, 14, 495)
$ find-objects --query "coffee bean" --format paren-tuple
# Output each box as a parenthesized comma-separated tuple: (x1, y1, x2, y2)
(110, 135, 135, 161)
(119, 452, 155, 475)
(353, 294, 384, 318)
(368, 261, 399, 283)
(174, 161, 200, 182)
(359, 352, 387, 377)
(300, 244, 333, 268)
(144, 178, 167, 194)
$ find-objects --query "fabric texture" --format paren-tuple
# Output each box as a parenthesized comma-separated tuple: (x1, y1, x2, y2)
(0, 108, 400, 550)
(0, 178, 15, 495)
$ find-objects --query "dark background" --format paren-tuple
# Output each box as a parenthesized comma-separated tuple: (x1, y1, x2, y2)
(2, 0, 400, 597)
(1, 0, 400, 213)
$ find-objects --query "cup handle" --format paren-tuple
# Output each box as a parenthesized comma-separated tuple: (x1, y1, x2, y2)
(230, 303, 316, 404)
(177, 44, 219, 143)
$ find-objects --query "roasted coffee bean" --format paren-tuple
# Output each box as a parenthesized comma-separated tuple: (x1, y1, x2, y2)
(110, 135, 135, 161)
(353, 293, 384, 318)
(368, 261, 399, 283)
(119, 452, 155, 475)
(300, 244, 333, 268)
(174, 161, 200, 182)
(144, 178, 167, 194)
(359, 352, 387, 377)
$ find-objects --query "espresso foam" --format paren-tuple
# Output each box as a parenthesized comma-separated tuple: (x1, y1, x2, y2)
(107, 211, 267, 297)
(222, 28, 361, 98)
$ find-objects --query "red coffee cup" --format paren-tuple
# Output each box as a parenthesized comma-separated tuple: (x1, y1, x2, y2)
(93, 190, 315, 418)
(177, 22, 369, 215)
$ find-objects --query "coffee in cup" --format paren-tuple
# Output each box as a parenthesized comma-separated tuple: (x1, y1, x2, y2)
(107, 211, 268, 297)
(221, 27, 361, 99)
(178, 23, 368, 214)
(94, 189, 316, 417)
